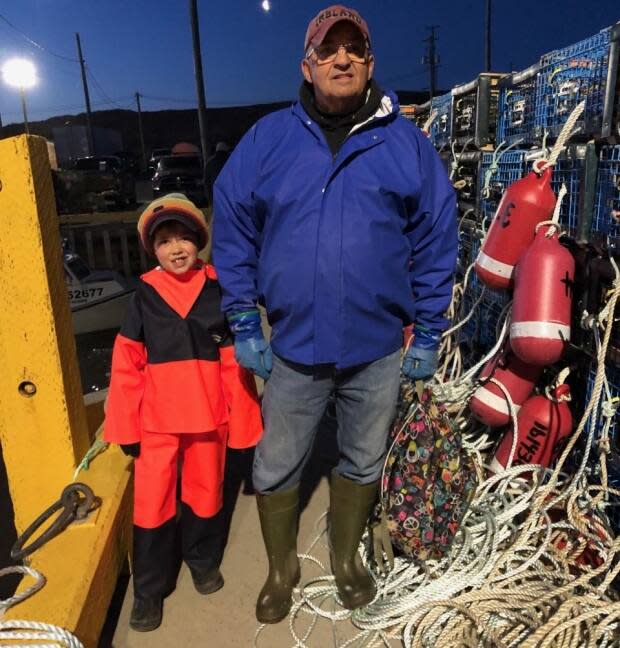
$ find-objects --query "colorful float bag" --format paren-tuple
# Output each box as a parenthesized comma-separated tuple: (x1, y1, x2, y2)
(380, 382, 477, 561)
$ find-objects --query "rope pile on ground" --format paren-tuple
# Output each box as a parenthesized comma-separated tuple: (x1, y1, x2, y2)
(255, 257, 620, 647)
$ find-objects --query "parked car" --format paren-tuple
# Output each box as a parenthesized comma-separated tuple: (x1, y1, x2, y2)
(152, 154, 205, 204)
(113, 151, 140, 176)
(71, 155, 137, 209)
(147, 147, 172, 175)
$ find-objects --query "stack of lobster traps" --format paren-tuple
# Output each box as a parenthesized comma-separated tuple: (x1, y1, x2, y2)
(405, 20, 620, 531)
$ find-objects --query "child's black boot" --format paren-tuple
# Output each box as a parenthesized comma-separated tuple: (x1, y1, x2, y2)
(129, 596, 163, 632)
(190, 567, 224, 595)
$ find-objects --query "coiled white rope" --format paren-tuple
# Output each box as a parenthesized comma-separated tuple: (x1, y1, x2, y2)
(0, 566, 84, 648)
(0, 566, 45, 613)
(0, 620, 85, 648)
(255, 249, 620, 647)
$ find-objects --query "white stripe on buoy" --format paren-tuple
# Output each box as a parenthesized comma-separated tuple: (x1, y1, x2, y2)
(475, 251, 514, 278)
(510, 321, 570, 340)
(473, 386, 522, 416)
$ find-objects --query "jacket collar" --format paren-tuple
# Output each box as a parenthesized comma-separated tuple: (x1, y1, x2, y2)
(293, 86, 399, 133)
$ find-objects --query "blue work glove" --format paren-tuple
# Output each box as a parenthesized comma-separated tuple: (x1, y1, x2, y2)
(227, 309, 273, 381)
(402, 325, 440, 381)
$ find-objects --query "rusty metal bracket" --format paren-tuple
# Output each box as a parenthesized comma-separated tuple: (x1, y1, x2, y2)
(10, 483, 100, 562)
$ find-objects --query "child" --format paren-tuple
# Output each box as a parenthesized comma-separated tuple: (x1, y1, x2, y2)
(104, 193, 262, 632)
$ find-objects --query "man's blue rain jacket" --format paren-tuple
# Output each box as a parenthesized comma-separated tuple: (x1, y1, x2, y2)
(212, 89, 457, 369)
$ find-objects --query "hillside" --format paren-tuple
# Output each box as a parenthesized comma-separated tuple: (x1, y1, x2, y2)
(0, 89, 432, 156)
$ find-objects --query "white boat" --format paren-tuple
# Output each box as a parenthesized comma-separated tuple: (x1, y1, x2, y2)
(64, 249, 135, 335)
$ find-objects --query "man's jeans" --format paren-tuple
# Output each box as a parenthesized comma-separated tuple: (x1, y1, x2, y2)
(253, 350, 401, 493)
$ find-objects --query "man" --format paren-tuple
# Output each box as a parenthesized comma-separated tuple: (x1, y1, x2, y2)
(213, 5, 457, 623)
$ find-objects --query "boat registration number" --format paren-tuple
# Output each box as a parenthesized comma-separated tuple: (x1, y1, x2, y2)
(69, 288, 105, 300)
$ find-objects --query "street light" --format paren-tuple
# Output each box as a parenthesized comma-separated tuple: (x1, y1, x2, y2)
(2, 58, 37, 134)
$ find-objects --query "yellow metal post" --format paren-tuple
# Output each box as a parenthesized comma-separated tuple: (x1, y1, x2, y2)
(0, 134, 90, 529)
(0, 135, 133, 645)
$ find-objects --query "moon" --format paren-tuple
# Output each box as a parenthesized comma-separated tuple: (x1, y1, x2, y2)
(261, 0, 271, 11)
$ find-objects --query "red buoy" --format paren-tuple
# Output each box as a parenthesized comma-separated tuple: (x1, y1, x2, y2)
(475, 167, 556, 289)
(490, 384, 573, 472)
(510, 225, 575, 365)
(469, 343, 542, 428)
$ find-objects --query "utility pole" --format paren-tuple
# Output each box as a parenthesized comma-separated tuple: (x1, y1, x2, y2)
(484, 0, 492, 71)
(135, 92, 147, 171)
(75, 33, 95, 156)
(423, 26, 440, 101)
(189, 0, 209, 181)
(19, 88, 29, 134)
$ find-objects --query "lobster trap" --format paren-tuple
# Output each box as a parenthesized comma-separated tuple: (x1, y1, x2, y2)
(581, 254, 620, 368)
(438, 149, 452, 179)
(548, 144, 589, 239)
(592, 145, 620, 251)
(457, 217, 481, 279)
(457, 215, 511, 353)
(452, 73, 507, 148)
(459, 270, 482, 348)
(453, 150, 482, 214)
(477, 285, 512, 352)
(457, 273, 509, 355)
(535, 23, 620, 141)
(497, 63, 540, 146)
(459, 232, 483, 340)
(477, 149, 529, 225)
(428, 91, 453, 150)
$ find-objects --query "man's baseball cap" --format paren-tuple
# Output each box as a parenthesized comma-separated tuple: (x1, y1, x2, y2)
(137, 193, 208, 255)
(304, 5, 371, 54)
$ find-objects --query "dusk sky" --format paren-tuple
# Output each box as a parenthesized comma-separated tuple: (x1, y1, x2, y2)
(0, 1, 618, 125)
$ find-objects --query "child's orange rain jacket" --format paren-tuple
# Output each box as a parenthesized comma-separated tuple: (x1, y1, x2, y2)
(104, 262, 262, 477)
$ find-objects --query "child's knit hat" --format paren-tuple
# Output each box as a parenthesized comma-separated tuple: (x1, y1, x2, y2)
(137, 193, 208, 255)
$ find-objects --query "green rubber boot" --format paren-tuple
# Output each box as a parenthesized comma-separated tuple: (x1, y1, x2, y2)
(329, 471, 378, 610)
(255, 486, 300, 624)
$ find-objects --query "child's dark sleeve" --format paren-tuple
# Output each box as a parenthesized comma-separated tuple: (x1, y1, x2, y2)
(219, 342, 263, 449)
(104, 294, 147, 445)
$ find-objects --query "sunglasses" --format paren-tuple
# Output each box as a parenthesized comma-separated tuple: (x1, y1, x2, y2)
(306, 40, 369, 64)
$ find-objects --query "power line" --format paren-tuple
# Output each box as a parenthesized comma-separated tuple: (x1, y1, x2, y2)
(0, 13, 78, 63)
(86, 67, 131, 110)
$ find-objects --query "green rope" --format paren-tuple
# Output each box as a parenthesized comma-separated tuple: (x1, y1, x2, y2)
(72, 437, 109, 481)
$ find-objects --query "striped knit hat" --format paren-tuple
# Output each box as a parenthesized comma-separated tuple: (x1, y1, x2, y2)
(137, 193, 208, 256)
